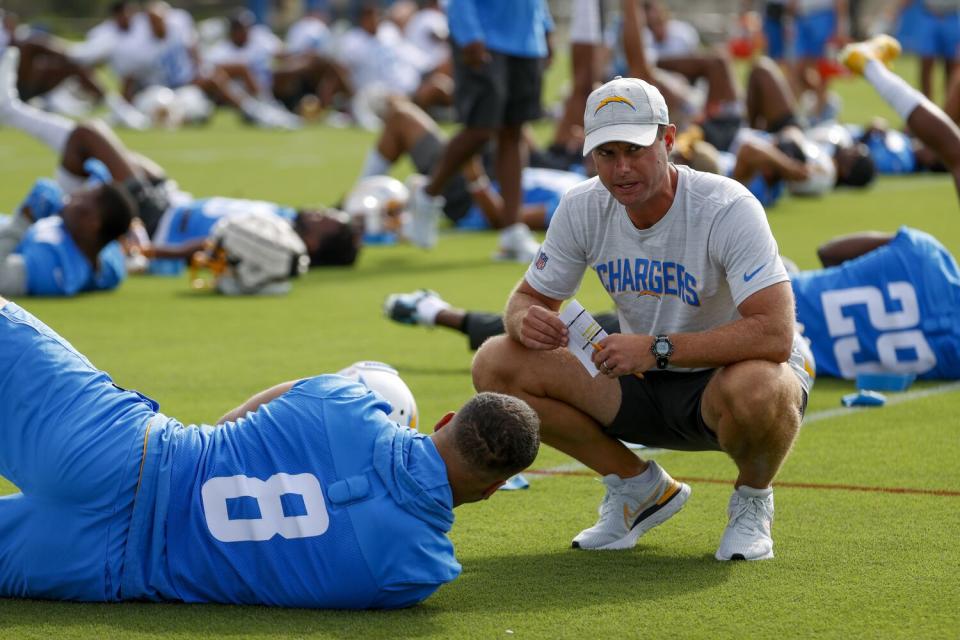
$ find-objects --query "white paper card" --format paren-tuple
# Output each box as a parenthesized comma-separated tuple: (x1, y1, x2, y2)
(559, 299, 609, 377)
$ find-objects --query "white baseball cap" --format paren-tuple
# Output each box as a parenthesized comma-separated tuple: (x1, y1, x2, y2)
(583, 76, 670, 156)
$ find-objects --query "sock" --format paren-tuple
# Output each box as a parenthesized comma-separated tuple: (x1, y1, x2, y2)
(864, 58, 925, 121)
(737, 485, 773, 498)
(358, 148, 391, 179)
(0, 98, 74, 156)
(625, 462, 658, 485)
(415, 293, 450, 326)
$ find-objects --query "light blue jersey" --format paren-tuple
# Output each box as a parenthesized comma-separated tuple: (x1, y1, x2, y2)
(125, 377, 458, 608)
(456, 167, 585, 230)
(154, 197, 297, 246)
(16, 217, 126, 296)
(861, 129, 917, 175)
(0, 303, 460, 608)
(792, 227, 960, 379)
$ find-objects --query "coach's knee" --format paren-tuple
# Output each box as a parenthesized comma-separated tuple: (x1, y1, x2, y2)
(705, 361, 799, 434)
(472, 335, 527, 394)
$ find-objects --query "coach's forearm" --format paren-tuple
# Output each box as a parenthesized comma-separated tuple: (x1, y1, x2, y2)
(668, 314, 795, 369)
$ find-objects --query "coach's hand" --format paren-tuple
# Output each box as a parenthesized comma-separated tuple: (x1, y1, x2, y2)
(519, 305, 568, 350)
(594, 334, 653, 378)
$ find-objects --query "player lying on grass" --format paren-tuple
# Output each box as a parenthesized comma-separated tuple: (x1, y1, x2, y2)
(0, 296, 539, 608)
(386, 227, 960, 380)
(838, 34, 960, 202)
(354, 93, 581, 255)
(0, 47, 360, 295)
(0, 179, 138, 297)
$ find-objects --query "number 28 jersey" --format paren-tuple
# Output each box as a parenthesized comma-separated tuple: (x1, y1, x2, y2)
(121, 377, 460, 609)
(792, 227, 960, 379)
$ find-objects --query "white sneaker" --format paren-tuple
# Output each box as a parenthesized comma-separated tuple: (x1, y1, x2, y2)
(43, 81, 93, 118)
(405, 175, 444, 249)
(106, 94, 150, 130)
(715, 486, 775, 561)
(0, 47, 21, 119)
(572, 461, 690, 551)
(383, 289, 449, 326)
(495, 222, 540, 263)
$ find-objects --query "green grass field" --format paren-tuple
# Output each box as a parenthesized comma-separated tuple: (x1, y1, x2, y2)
(1, 61, 959, 639)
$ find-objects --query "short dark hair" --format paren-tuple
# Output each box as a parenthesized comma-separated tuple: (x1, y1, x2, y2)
(452, 393, 540, 478)
(95, 183, 137, 246)
(837, 143, 876, 188)
(229, 9, 256, 30)
(299, 210, 362, 266)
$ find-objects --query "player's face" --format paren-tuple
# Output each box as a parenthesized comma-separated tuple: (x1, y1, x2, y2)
(60, 187, 103, 244)
(592, 127, 675, 213)
(229, 24, 249, 47)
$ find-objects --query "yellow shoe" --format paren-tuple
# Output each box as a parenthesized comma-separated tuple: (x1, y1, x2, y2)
(838, 34, 902, 75)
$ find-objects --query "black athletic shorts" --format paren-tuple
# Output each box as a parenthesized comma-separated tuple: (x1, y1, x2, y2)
(409, 132, 473, 222)
(606, 369, 808, 451)
(452, 46, 543, 128)
(701, 115, 744, 153)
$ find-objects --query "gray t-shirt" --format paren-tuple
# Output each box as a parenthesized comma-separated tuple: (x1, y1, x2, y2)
(525, 165, 790, 371)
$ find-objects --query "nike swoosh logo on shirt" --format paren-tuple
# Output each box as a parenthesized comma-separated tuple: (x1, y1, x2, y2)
(744, 264, 766, 282)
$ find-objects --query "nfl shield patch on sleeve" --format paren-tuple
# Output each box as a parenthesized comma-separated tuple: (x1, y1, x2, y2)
(535, 251, 549, 270)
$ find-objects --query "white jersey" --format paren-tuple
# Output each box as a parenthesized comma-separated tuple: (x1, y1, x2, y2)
(127, 9, 198, 88)
(204, 25, 281, 88)
(286, 16, 333, 55)
(404, 8, 450, 70)
(525, 165, 790, 371)
(335, 27, 422, 95)
(108, 14, 159, 79)
(646, 20, 700, 57)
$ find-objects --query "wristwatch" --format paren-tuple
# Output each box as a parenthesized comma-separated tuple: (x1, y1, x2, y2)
(651, 335, 674, 370)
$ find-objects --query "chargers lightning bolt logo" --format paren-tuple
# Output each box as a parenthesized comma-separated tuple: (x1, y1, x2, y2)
(595, 96, 636, 114)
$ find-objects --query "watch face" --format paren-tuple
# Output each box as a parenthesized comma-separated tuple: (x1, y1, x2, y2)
(654, 340, 670, 355)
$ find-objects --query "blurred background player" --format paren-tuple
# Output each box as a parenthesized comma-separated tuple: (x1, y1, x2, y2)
(839, 33, 960, 198)
(353, 94, 583, 240)
(407, 0, 554, 263)
(0, 179, 136, 297)
(0, 5, 148, 128)
(0, 48, 359, 288)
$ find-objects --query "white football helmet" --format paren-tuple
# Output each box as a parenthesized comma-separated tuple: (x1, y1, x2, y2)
(199, 212, 309, 295)
(174, 85, 214, 124)
(788, 140, 836, 197)
(336, 361, 419, 429)
(133, 86, 185, 129)
(343, 175, 410, 236)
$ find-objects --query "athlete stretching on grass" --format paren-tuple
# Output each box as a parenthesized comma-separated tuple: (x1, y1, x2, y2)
(838, 34, 960, 202)
(472, 77, 813, 561)
(0, 297, 539, 608)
